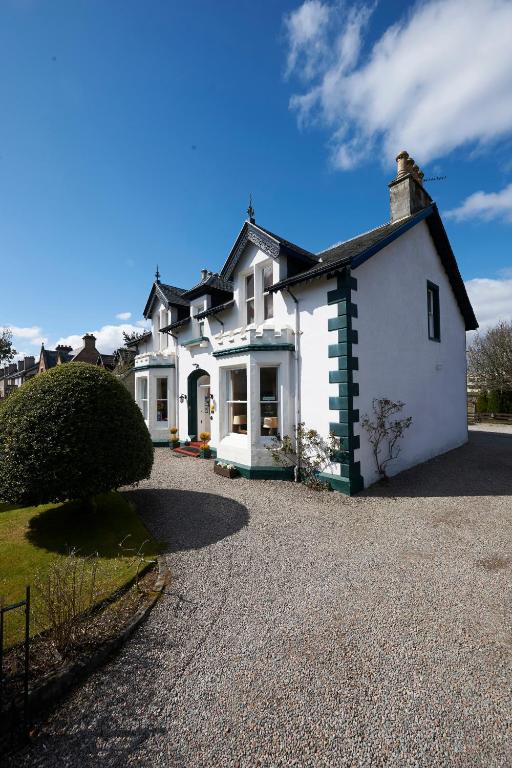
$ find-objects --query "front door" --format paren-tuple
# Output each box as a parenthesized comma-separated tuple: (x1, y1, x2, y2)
(197, 375, 210, 436)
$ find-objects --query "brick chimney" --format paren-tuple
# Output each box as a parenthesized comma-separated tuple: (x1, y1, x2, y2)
(82, 334, 96, 350)
(24, 356, 35, 368)
(389, 150, 432, 222)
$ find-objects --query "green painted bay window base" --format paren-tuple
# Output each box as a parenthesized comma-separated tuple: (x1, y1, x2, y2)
(153, 440, 170, 447)
(215, 460, 294, 480)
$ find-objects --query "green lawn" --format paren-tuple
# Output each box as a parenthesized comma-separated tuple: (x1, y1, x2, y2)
(0, 492, 161, 648)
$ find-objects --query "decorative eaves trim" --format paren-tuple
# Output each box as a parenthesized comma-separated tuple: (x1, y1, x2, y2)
(221, 223, 281, 280)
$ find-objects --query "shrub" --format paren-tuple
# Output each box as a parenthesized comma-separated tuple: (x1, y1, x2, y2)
(267, 422, 340, 490)
(0, 363, 154, 507)
(361, 398, 412, 480)
(199, 431, 211, 448)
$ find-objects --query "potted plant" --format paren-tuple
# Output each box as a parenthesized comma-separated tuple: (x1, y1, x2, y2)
(214, 462, 238, 478)
(199, 431, 211, 459)
(169, 426, 180, 448)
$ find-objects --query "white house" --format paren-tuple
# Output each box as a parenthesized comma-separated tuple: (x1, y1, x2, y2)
(127, 151, 478, 494)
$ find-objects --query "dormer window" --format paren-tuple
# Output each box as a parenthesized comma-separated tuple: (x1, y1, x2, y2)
(245, 274, 255, 324)
(262, 264, 273, 320)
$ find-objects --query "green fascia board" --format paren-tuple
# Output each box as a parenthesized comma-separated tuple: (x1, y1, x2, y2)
(213, 343, 294, 358)
(135, 364, 175, 372)
(181, 336, 209, 347)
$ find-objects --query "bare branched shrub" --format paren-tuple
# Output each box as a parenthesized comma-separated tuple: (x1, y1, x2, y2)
(34, 550, 100, 658)
(361, 398, 412, 480)
(267, 422, 341, 490)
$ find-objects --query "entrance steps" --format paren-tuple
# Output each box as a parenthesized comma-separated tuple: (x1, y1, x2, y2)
(173, 441, 202, 458)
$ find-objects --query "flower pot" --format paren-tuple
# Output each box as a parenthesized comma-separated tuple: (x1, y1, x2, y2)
(214, 463, 238, 478)
(170, 440, 180, 449)
(199, 448, 211, 459)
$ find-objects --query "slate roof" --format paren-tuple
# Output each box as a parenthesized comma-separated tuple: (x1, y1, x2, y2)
(143, 281, 189, 318)
(182, 273, 234, 301)
(269, 204, 477, 331)
(124, 330, 152, 348)
(195, 299, 236, 319)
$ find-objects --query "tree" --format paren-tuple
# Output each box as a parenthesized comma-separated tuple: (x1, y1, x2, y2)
(0, 327, 16, 364)
(0, 363, 154, 509)
(467, 321, 512, 391)
(361, 399, 412, 480)
(122, 330, 145, 345)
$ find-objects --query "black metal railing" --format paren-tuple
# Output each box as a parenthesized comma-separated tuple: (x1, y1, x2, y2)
(0, 586, 31, 749)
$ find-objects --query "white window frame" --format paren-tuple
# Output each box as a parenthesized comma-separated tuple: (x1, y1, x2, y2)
(137, 377, 149, 421)
(224, 366, 248, 437)
(258, 365, 280, 440)
(245, 273, 255, 325)
(261, 263, 274, 321)
(156, 376, 168, 423)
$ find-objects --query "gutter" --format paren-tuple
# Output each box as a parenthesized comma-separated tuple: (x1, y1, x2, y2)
(286, 287, 301, 482)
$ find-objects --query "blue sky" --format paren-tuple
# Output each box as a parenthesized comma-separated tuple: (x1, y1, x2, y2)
(2, 0, 512, 356)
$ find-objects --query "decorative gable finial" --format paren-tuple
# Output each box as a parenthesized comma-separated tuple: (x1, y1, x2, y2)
(247, 194, 255, 224)
(155, 264, 161, 283)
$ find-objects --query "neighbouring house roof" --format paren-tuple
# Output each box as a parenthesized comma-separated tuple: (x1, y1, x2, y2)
(143, 281, 189, 319)
(96, 353, 116, 369)
(269, 204, 478, 331)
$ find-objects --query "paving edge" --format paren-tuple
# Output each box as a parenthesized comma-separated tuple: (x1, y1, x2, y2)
(2, 558, 171, 737)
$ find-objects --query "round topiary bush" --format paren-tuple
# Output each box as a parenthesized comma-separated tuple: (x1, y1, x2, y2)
(0, 363, 154, 507)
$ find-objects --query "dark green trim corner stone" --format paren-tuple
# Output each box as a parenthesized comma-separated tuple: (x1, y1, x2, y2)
(327, 270, 364, 495)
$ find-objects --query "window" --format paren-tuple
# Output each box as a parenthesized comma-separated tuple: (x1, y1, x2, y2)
(226, 369, 247, 434)
(245, 274, 255, 324)
(160, 309, 168, 350)
(156, 377, 168, 421)
(427, 281, 440, 341)
(260, 367, 278, 436)
(262, 264, 273, 320)
(137, 377, 148, 420)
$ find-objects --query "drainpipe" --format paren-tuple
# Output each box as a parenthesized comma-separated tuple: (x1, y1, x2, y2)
(286, 287, 301, 482)
(164, 330, 179, 437)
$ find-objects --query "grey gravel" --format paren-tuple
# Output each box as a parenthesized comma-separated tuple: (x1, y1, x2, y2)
(9, 425, 512, 767)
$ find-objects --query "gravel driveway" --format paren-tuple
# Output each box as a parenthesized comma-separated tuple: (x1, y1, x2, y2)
(9, 426, 512, 767)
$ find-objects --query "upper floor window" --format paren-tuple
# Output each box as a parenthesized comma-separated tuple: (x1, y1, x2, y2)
(262, 264, 273, 320)
(245, 274, 255, 324)
(427, 281, 440, 341)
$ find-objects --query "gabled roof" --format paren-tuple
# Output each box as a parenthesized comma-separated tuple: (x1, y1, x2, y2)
(143, 281, 189, 319)
(124, 330, 152, 349)
(220, 220, 317, 280)
(195, 299, 236, 319)
(182, 273, 233, 301)
(269, 204, 477, 331)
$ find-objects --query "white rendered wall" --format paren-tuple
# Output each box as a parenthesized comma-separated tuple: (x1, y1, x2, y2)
(353, 221, 468, 487)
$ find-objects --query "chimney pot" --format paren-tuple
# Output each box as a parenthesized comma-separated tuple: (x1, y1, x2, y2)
(200, 268, 208, 281)
(396, 150, 409, 178)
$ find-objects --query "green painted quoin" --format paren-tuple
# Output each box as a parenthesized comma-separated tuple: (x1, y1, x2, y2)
(322, 269, 364, 494)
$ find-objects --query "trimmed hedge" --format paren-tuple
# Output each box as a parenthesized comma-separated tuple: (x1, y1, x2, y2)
(0, 363, 154, 506)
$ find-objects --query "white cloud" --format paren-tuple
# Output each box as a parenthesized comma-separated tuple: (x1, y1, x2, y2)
(7, 325, 47, 349)
(465, 276, 512, 332)
(286, 0, 512, 170)
(285, 0, 332, 80)
(116, 311, 132, 320)
(55, 323, 148, 354)
(446, 183, 512, 223)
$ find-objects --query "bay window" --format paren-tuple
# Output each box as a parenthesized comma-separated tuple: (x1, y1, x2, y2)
(227, 368, 247, 434)
(156, 377, 168, 421)
(260, 367, 279, 436)
(137, 377, 148, 420)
